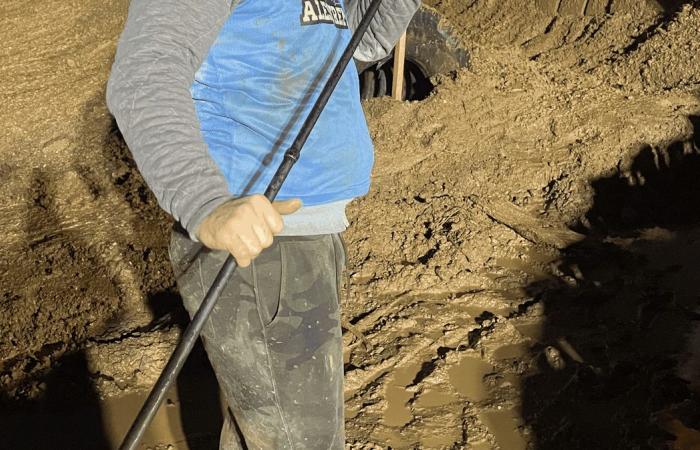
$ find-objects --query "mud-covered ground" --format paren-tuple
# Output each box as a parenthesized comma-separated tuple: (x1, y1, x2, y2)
(1, 0, 700, 449)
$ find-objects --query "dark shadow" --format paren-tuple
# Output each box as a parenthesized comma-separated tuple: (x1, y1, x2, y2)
(145, 289, 225, 450)
(174, 337, 225, 450)
(653, 0, 699, 14)
(105, 122, 224, 449)
(0, 352, 110, 450)
(522, 116, 700, 448)
(358, 58, 435, 101)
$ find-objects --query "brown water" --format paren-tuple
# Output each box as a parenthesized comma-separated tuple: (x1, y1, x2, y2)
(447, 356, 493, 402)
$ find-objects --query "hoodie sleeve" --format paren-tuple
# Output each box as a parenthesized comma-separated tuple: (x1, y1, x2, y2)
(106, 0, 235, 240)
(346, 0, 421, 62)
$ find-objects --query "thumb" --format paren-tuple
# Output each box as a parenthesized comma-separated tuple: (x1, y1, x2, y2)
(273, 198, 302, 215)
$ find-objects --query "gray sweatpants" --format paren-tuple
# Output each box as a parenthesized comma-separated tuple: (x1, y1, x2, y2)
(169, 229, 346, 449)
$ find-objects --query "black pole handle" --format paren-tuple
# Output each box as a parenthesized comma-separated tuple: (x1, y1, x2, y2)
(119, 1, 384, 448)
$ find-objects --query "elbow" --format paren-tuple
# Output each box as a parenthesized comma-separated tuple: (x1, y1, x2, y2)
(354, 43, 390, 62)
(353, 27, 392, 62)
(351, 0, 421, 63)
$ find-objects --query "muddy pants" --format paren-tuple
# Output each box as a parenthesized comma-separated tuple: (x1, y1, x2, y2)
(169, 228, 346, 449)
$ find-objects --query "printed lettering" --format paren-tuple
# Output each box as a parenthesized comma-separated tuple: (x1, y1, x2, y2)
(300, 0, 348, 28)
(302, 0, 319, 22)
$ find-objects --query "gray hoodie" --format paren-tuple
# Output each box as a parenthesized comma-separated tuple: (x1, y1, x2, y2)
(106, 0, 420, 239)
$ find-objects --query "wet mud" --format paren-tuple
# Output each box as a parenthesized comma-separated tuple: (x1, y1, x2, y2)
(2, 0, 700, 449)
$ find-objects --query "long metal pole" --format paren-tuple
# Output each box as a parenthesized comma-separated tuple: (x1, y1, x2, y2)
(119, 1, 384, 448)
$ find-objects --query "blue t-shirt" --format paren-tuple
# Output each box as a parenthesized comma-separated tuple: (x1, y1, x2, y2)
(191, 0, 374, 205)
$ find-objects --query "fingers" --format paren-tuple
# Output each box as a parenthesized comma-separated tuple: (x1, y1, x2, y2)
(250, 195, 302, 234)
(231, 205, 266, 264)
(273, 198, 302, 215)
(196, 195, 302, 267)
(248, 195, 284, 234)
(226, 195, 282, 265)
(252, 222, 273, 248)
(227, 232, 257, 267)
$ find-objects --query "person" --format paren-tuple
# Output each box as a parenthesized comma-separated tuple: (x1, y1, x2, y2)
(106, 0, 418, 447)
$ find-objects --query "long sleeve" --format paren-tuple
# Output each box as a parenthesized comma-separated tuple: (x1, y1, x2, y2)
(106, 0, 235, 239)
(346, 0, 421, 62)
(106, 0, 419, 239)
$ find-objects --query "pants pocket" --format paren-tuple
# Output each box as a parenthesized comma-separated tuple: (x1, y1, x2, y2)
(266, 235, 342, 370)
(252, 241, 283, 327)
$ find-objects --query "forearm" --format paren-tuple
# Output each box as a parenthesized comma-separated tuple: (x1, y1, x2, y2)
(106, 0, 235, 238)
(346, 0, 421, 62)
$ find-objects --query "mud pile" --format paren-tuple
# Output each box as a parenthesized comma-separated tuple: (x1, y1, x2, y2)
(1, 0, 700, 449)
(605, 5, 700, 92)
(342, 2, 700, 448)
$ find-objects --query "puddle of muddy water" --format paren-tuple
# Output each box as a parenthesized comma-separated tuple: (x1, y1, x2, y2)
(382, 361, 423, 427)
(101, 371, 222, 450)
(0, 386, 216, 450)
(478, 408, 527, 450)
(383, 385, 415, 427)
(414, 387, 455, 408)
(447, 356, 494, 402)
(491, 342, 530, 360)
(419, 431, 460, 448)
(101, 390, 187, 449)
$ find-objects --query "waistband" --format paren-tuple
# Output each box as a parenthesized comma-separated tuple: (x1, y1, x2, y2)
(277, 198, 351, 236)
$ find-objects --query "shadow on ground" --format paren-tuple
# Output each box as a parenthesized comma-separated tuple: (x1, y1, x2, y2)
(0, 352, 110, 450)
(654, 0, 699, 14)
(522, 115, 700, 448)
(0, 341, 222, 450)
(0, 113, 224, 449)
(103, 120, 225, 450)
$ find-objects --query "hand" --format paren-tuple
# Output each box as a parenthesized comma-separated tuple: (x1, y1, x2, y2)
(196, 195, 302, 267)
